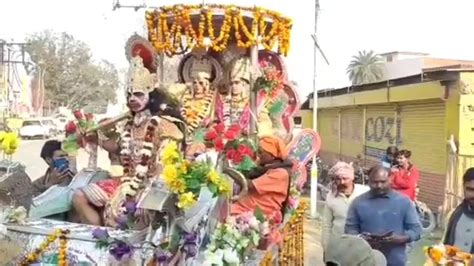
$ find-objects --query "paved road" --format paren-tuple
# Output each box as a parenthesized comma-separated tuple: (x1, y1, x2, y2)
(12, 139, 48, 179)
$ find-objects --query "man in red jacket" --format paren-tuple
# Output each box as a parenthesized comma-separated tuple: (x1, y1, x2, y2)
(390, 149, 419, 201)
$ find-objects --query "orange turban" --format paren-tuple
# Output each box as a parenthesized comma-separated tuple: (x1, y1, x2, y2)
(259, 136, 288, 160)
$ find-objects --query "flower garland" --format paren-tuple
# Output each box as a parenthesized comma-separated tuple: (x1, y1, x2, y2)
(146, 4, 292, 56)
(106, 116, 159, 228)
(20, 229, 70, 266)
(256, 61, 285, 99)
(119, 116, 159, 197)
(181, 91, 214, 134)
(160, 141, 231, 209)
(424, 244, 473, 265)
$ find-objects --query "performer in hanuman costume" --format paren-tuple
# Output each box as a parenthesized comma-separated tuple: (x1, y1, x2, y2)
(72, 41, 185, 227)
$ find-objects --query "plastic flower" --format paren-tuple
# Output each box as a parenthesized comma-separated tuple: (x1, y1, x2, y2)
(92, 228, 109, 240)
(109, 240, 133, 261)
(223, 248, 240, 264)
(161, 142, 179, 165)
(162, 164, 178, 180)
(207, 169, 221, 184)
(218, 180, 231, 196)
(165, 177, 186, 194)
(177, 192, 197, 209)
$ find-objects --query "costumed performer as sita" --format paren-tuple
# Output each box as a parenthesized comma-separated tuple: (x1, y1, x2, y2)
(180, 61, 216, 139)
(72, 51, 185, 227)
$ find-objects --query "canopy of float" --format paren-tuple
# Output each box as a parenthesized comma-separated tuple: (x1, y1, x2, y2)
(145, 3, 293, 57)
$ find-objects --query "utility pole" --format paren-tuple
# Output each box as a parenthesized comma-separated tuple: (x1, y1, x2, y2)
(310, 0, 321, 219)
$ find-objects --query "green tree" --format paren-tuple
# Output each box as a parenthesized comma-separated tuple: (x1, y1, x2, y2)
(24, 30, 119, 111)
(346, 50, 384, 85)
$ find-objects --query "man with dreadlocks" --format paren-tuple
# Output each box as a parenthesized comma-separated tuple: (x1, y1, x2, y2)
(71, 36, 185, 227)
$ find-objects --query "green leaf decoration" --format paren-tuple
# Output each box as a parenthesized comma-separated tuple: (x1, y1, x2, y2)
(208, 183, 218, 195)
(236, 156, 257, 172)
(95, 239, 110, 249)
(186, 178, 201, 190)
(268, 99, 285, 116)
(62, 135, 80, 154)
(254, 207, 265, 222)
(193, 128, 205, 143)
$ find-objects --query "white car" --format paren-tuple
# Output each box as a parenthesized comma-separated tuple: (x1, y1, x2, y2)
(19, 119, 51, 139)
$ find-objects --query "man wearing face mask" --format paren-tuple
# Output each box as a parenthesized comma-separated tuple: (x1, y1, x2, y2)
(33, 140, 76, 195)
(443, 168, 474, 253)
(345, 166, 421, 266)
(321, 161, 369, 250)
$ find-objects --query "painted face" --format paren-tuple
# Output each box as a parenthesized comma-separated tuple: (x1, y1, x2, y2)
(193, 78, 208, 96)
(369, 168, 390, 196)
(127, 92, 149, 112)
(230, 79, 245, 96)
(464, 180, 474, 207)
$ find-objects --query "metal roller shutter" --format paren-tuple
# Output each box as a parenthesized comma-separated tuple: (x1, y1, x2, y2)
(340, 108, 364, 161)
(318, 109, 340, 155)
(364, 105, 398, 160)
(399, 102, 446, 174)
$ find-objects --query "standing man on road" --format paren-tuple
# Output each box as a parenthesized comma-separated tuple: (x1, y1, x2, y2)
(444, 167, 474, 253)
(321, 161, 369, 249)
(345, 166, 421, 266)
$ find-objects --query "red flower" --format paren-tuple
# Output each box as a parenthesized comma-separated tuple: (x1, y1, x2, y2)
(73, 110, 83, 120)
(226, 149, 236, 160)
(231, 151, 244, 164)
(237, 144, 254, 157)
(85, 113, 94, 121)
(205, 129, 218, 141)
(214, 123, 225, 134)
(214, 137, 225, 152)
(224, 124, 240, 141)
(65, 121, 77, 135)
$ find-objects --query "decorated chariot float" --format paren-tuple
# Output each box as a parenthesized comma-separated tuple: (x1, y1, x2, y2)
(0, 4, 321, 265)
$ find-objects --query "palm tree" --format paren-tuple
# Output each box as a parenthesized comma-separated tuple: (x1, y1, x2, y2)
(346, 50, 384, 85)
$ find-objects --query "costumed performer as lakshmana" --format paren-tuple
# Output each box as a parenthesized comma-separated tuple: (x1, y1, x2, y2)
(231, 136, 293, 222)
(180, 61, 215, 139)
(72, 55, 185, 227)
(214, 57, 273, 135)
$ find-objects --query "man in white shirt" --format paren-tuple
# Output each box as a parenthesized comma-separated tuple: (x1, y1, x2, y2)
(321, 161, 369, 250)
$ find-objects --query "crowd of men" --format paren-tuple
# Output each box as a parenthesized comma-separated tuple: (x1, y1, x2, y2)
(322, 147, 474, 266)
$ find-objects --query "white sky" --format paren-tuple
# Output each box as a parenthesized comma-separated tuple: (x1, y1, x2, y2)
(2, 0, 474, 99)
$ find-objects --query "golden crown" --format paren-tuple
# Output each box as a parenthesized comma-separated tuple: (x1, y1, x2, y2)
(127, 56, 156, 94)
(230, 57, 252, 82)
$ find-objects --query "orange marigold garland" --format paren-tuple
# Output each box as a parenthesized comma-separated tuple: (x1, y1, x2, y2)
(145, 4, 292, 56)
(20, 229, 70, 266)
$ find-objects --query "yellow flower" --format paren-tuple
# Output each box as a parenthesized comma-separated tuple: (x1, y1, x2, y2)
(163, 165, 186, 193)
(181, 161, 189, 174)
(207, 169, 221, 184)
(218, 180, 231, 196)
(163, 164, 177, 180)
(177, 192, 197, 209)
(161, 141, 179, 165)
